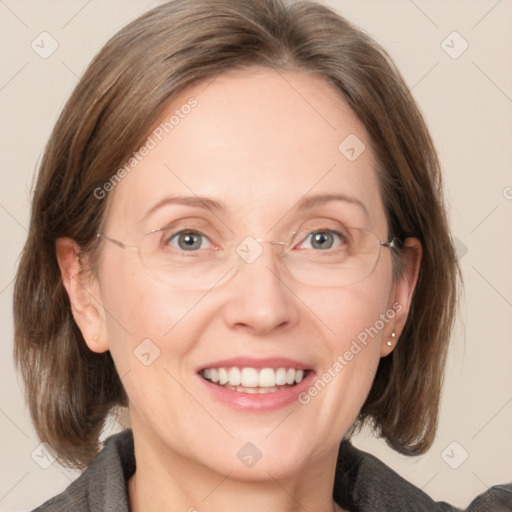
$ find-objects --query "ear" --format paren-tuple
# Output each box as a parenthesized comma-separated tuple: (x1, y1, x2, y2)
(55, 237, 108, 353)
(380, 237, 422, 356)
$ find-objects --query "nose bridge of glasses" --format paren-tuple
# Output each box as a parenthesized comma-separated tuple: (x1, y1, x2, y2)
(255, 239, 287, 247)
(229, 236, 288, 268)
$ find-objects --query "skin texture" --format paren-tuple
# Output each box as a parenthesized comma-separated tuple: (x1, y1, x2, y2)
(57, 68, 421, 512)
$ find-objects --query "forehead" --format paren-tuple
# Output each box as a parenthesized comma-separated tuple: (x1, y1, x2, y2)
(105, 68, 386, 235)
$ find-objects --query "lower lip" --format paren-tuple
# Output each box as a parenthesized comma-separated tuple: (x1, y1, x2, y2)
(197, 371, 316, 411)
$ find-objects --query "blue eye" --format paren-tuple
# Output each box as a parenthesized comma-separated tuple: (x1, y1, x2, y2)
(167, 230, 212, 251)
(300, 230, 344, 250)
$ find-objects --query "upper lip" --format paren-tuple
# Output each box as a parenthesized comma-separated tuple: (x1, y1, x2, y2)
(196, 357, 313, 372)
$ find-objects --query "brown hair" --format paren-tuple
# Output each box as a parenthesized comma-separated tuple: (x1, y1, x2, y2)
(14, 0, 461, 468)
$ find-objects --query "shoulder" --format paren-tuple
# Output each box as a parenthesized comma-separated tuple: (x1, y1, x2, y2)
(334, 440, 512, 511)
(465, 484, 512, 511)
(32, 430, 135, 512)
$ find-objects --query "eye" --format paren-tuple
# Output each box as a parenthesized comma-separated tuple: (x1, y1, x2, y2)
(166, 230, 212, 251)
(298, 229, 345, 250)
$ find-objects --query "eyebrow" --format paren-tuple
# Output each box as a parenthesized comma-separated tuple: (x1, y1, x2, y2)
(142, 192, 368, 220)
(295, 193, 368, 217)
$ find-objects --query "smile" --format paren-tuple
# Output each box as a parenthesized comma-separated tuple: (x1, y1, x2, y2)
(200, 367, 309, 394)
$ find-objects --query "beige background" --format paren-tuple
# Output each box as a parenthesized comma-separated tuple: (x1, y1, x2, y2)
(1, 0, 511, 510)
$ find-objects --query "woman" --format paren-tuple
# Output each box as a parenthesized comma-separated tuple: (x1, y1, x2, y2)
(13, 0, 511, 510)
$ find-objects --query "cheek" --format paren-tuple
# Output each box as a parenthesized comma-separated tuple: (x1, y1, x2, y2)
(295, 270, 393, 430)
(314, 270, 393, 352)
(317, 289, 389, 382)
(98, 256, 205, 374)
(98, 265, 210, 433)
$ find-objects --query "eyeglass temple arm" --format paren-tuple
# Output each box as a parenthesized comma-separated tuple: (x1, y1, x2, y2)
(381, 238, 403, 249)
(96, 233, 138, 251)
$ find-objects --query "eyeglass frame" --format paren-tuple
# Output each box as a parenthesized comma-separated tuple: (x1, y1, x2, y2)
(96, 227, 403, 288)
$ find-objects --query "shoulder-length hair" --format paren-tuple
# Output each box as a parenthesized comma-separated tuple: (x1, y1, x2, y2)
(14, 0, 460, 468)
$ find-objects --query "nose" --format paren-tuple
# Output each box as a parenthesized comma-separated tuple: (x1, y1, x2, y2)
(221, 242, 300, 336)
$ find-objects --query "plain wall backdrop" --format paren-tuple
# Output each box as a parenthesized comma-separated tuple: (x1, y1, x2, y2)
(1, 0, 511, 510)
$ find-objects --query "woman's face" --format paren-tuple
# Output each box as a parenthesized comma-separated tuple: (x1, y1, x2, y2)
(85, 68, 416, 479)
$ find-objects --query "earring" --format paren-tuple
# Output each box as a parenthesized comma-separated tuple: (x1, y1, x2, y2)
(93, 335, 99, 341)
(386, 331, 396, 347)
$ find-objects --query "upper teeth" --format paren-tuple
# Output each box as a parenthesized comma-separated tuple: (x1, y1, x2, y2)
(202, 367, 305, 388)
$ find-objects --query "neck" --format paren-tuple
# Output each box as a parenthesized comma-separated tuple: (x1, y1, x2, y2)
(128, 423, 346, 512)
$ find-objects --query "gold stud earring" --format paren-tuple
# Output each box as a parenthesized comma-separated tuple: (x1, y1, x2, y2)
(386, 331, 396, 347)
(93, 335, 99, 341)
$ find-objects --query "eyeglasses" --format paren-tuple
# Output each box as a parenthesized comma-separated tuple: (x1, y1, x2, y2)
(97, 225, 402, 291)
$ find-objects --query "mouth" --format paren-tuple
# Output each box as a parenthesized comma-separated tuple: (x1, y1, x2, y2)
(196, 357, 315, 411)
(199, 366, 310, 394)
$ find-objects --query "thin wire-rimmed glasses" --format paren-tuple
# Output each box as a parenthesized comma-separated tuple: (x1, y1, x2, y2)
(97, 226, 402, 291)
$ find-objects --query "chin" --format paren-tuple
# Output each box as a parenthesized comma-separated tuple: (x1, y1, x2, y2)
(191, 432, 319, 482)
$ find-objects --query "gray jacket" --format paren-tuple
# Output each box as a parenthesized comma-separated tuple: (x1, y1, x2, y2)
(33, 430, 512, 511)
